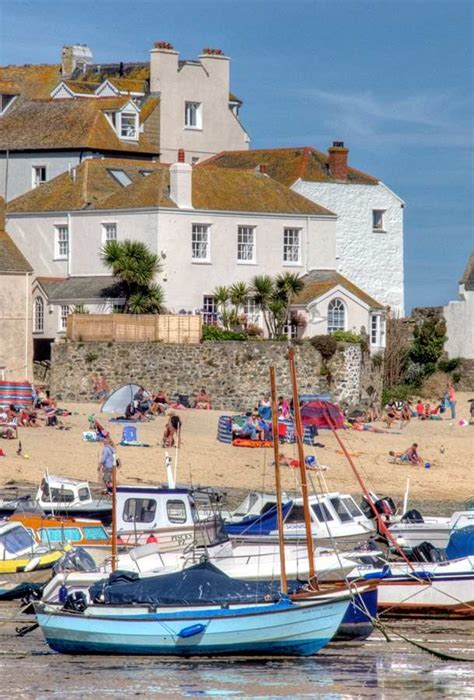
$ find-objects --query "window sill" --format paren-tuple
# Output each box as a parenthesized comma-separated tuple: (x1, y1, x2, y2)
(191, 259, 212, 264)
(53, 257, 68, 262)
(237, 260, 257, 265)
(372, 229, 387, 233)
(184, 126, 203, 132)
(283, 262, 303, 267)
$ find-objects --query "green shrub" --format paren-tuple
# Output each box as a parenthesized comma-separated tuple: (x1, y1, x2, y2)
(382, 384, 417, 406)
(452, 371, 461, 385)
(437, 357, 461, 373)
(202, 325, 247, 341)
(309, 335, 338, 359)
(332, 330, 362, 343)
(371, 352, 384, 368)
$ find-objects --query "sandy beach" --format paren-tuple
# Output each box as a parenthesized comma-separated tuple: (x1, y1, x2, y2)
(0, 392, 472, 504)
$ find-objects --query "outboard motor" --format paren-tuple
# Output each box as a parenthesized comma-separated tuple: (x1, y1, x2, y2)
(410, 541, 446, 563)
(63, 590, 88, 612)
(53, 547, 97, 574)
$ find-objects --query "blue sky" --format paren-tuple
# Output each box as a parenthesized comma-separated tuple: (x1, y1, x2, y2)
(1, 0, 472, 313)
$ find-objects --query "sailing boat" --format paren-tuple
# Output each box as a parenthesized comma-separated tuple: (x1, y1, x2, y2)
(34, 365, 352, 657)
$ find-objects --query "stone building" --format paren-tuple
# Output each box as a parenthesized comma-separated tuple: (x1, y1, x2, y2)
(444, 252, 474, 359)
(205, 146, 405, 315)
(0, 41, 249, 201)
(0, 197, 33, 380)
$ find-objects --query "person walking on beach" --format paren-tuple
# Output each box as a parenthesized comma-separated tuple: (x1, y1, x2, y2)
(98, 436, 117, 494)
(447, 384, 456, 420)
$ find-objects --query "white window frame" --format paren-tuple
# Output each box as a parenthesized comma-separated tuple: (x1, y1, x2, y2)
(54, 224, 69, 260)
(34, 296, 44, 333)
(327, 298, 346, 334)
(283, 227, 302, 265)
(243, 298, 260, 325)
(32, 165, 47, 189)
(119, 111, 139, 140)
(370, 313, 385, 347)
(372, 209, 386, 232)
(102, 222, 118, 244)
(202, 296, 218, 324)
(237, 226, 256, 264)
(58, 305, 70, 332)
(191, 224, 211, 263)
(184, 101, 202, 129)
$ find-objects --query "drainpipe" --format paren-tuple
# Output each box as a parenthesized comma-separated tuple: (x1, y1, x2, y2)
(4, 149, 9, 203)
(25, 272, 30, 380)
(67, 211, 71, 276)
(306, 215, 310, 270)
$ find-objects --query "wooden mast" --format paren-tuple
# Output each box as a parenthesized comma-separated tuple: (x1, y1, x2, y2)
(270, 366, 287, 594)
(111, 463, 117, 572)
(288, 347, 315, 580)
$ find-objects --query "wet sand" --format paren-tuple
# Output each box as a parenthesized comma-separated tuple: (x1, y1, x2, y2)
(0, 603, 472, 698)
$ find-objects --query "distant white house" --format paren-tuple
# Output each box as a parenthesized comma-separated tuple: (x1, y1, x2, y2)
(444, 252, 474, 359)
(206, 145, 405, 316)
(6, 154, 386, 357)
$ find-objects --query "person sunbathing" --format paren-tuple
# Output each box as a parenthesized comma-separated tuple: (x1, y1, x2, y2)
(151, 390, 169, 415)
(194, 388, 211, 410)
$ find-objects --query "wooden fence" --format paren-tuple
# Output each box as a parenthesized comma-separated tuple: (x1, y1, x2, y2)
(67, 314, 202, 344)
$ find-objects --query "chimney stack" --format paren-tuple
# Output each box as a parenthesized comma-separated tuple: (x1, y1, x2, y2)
(258, 163, 267, 174)
(328, 141, 349, 180)
(170, 150, 193, 209)
(61, 44, 93, 78)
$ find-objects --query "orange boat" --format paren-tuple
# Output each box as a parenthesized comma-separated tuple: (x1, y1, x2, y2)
(8, 511, 112, 565)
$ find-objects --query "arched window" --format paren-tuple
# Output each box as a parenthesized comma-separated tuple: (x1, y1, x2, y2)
(34, 296, 44, 332)
(327, 298, 345, 334)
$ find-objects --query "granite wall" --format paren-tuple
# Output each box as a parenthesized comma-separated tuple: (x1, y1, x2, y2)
(50, 339, 383, 410)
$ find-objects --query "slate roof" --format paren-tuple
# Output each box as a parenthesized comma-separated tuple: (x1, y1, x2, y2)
(0, 79, 20, 95)
(106, 77, 146, 94)
(203, 147, 379, 186)
(293, 270, 384, 309)
(0, 230, 33, 272)
(62, 80, 100, 95)
(8, 159, 334, 216)
(0, 97, 159, 154)
(460, 252, 474, 291)
(45, 276, 126, 303)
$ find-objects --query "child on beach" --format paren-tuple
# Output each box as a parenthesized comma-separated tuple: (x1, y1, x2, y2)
(389, 443, 423, 466)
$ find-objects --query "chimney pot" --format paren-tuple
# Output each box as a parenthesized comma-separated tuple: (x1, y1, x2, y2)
(178, 148, 185, 163)
(259, 163, 267, 174)
(154, 41, 175, 50)
(328, 142, 349, 180)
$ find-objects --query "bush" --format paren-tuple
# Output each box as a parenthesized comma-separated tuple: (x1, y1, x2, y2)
(246, 323, 263, 338)
(381, 384, 417, 406)
(309, 335, 338, 359)
(403, 361, 425, 387)
(437, 357, 461, 373)
(371, 352, 384, 368)
(419, 371, 450, 399)
(202, 325, 247, 341)
(331, 330, 362, 343)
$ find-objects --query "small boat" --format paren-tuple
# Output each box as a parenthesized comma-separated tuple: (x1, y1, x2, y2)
(357, 556, 474, 618)
(388, 510, 474, 552)
(0, 521, 66, 600)
(225, 492, 375, 549)
(8, 505, 112, 565)
(0, 474, 112, 524)
(34, 562, 352, 656)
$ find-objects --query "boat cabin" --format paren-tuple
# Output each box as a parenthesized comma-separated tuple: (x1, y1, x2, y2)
(36, 475, 94, 508)
(225, 492, 290, 523)
(0, 521, 37, 560)
(9, 511, 110, 548)
(289, 493, 369, 528)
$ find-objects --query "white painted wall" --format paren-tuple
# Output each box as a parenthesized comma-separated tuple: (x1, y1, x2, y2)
(293, 179, 404, 316)
(0, 152, 84, 202)
(7, 206, 336, 314)
(0, 272, 32, 380)
(150, 48, 249, 163)
(444, 287, 474, 358)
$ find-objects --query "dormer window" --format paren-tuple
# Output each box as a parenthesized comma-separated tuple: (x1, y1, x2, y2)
(120, 112, 138, 140)
(0, 93, 17, 115)
(108, 169, 132, 186)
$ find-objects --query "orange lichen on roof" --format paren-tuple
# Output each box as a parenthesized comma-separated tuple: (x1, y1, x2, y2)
(107, 78, 146, 93)
(293, 271, 384, 309)
(62, 80, 100, 94)
(7, 159, 164, 213)
(204, 147, 379, 186)
(0, 98, 159, 154)
(0, 64, 61, 100)
(0, 79, 20, 95)
(139, 96, 160, 123)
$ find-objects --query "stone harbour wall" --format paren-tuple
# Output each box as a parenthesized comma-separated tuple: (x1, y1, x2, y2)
(50, 339, 383, 411)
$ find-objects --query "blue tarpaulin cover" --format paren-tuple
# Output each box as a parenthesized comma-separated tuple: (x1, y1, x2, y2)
(446, 526, 474, 560)
(89, 561, 284, 606)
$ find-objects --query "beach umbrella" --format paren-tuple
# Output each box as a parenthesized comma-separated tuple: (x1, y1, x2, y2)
(101, 383, 141, 413)
(300, 400, 345, 430)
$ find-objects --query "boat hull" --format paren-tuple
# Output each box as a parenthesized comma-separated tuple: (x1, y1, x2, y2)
(35, 597, 350, 656)
(0, 567, 54, 600)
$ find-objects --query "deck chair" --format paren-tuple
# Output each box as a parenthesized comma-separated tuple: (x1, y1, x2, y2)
(122, 424, 138, 443)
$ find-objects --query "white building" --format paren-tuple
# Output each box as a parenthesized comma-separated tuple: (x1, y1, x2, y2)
(0, 41, 249, 201)
(206, 145, 405, 315)
(6, 155, 386, 356)
(443, 252, 474, 359)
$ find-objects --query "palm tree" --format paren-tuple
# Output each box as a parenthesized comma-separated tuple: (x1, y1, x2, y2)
(102, 239, 165, 314)
(251, 274, 274, 336)
(212, 285, 230, 328)
(275, 272, 305, 335)
(229, 281, 250, 320)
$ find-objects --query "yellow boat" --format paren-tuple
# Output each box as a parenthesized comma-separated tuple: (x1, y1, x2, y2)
(0, 521, 66, 600)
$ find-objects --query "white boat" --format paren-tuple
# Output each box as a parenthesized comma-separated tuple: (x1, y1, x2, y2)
(225, 491, 376, 549)
(389, 511, 474, 551)
(355, 556, 474, 618)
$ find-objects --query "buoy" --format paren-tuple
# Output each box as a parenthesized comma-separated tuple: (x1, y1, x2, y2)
(146, 533, 158, 544)
(0, 448, 6, 457)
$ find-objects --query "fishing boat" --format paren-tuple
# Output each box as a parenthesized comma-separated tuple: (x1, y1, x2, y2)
(0, 520, 66, 600)
(388, 510, 474, 552)
(0, 474, 112, 524)
(357, 556, 474, 618)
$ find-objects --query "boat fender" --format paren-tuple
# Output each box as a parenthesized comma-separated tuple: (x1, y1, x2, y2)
(59, 584, 68, 603)
(177, 623, 207, 639)
(24, 556, 41, 572)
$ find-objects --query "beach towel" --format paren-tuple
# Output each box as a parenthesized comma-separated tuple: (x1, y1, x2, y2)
(82, 431, 104, 442)
(232, 438, 273, 448)
(119, 440, 151, 447)
(109, 417, 141, 423)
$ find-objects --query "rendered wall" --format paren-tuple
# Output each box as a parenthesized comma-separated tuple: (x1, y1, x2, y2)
(293, 180, 404, 316)
(0, 152, 83, 202)
(0, 272, 33, 380)
(444, 291, 474, 359)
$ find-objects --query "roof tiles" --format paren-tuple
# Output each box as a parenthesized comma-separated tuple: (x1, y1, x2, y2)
(294, 270, 384, 308)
